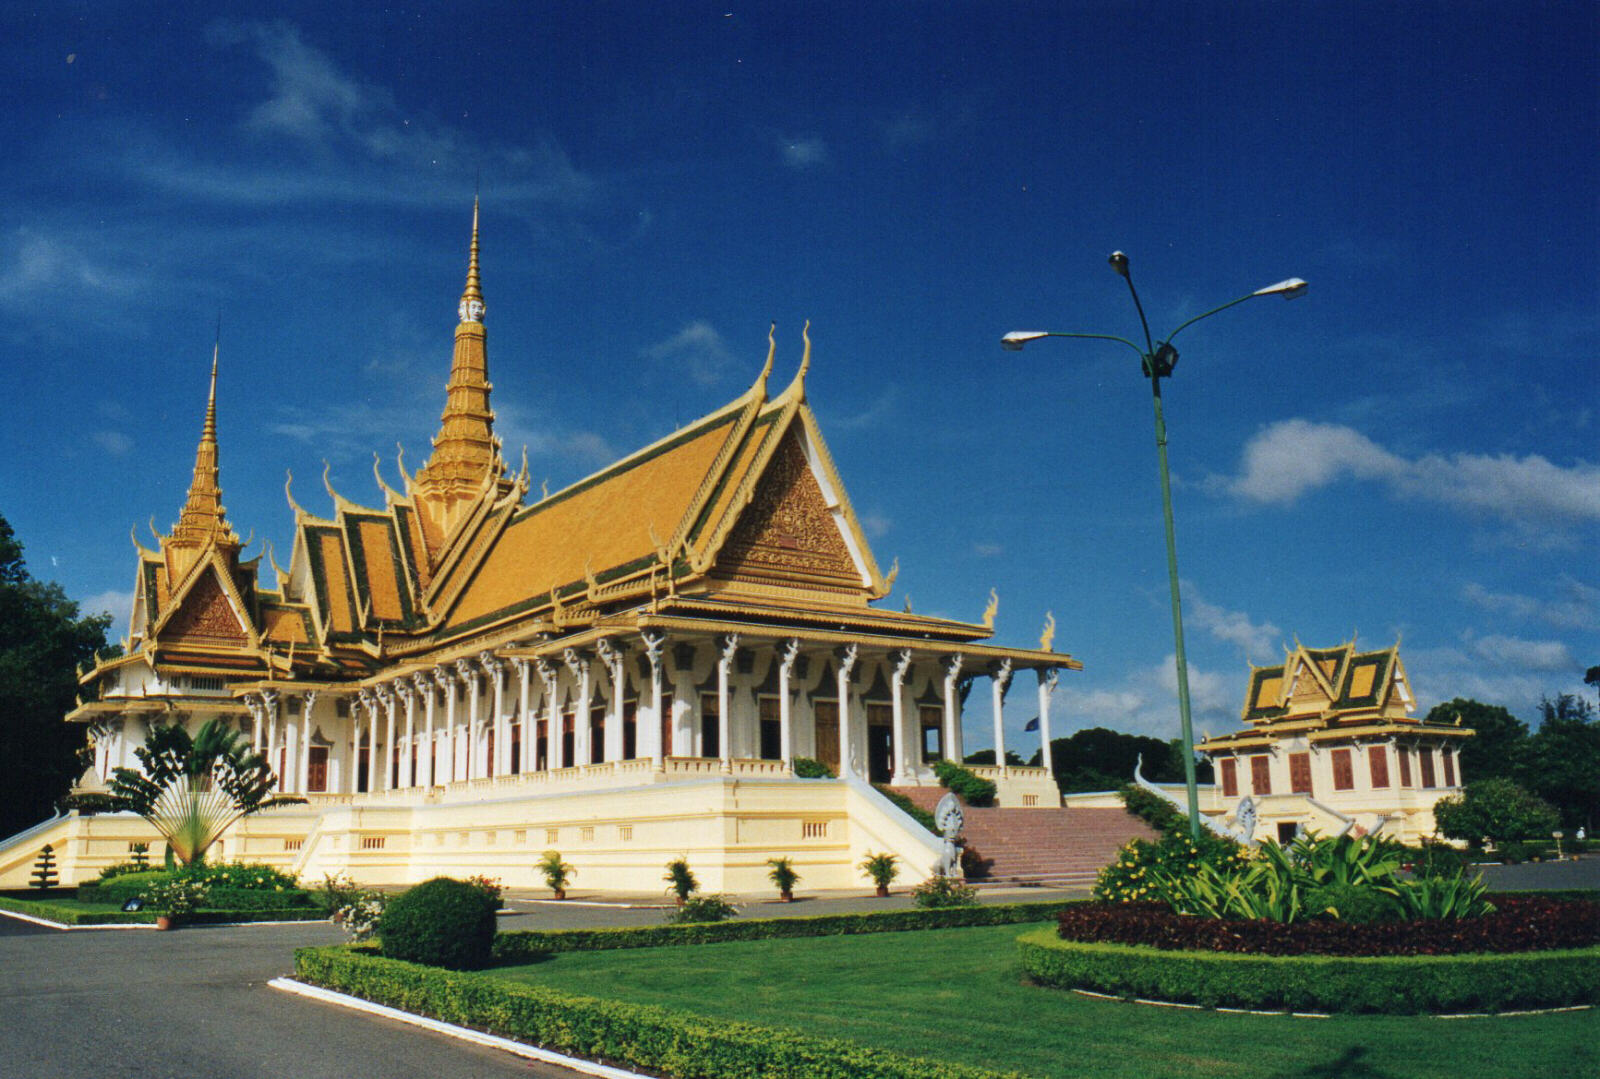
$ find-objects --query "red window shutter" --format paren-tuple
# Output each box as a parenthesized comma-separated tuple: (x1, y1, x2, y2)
(1419, 750, 1437, 789)
(1442, 749, 1457, 787)
(1397, 748, 1413, 787)
(1332, 748, 1354, 791)
(1290, 752, 1313, 794)
(1368, 746, 1390, 788)
(1221, 757, 1238, 798)
(1250, 755, 1272, 795)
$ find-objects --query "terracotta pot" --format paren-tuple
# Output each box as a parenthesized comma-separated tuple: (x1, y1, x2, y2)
(780, 889, 794, 903)
(155, 915, 174, 931)
(553, 888, 566, 901)
(875, 884, 889, 898)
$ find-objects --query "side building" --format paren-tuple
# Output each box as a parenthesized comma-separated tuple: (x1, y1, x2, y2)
(1196, 640, 1471, 845)
(2, 205, 1079, 890)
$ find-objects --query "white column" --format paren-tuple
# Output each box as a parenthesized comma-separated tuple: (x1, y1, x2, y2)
(380, 685, 397, 791)
(414, 673, 436, 787)
(398, 682, 416, 788)
(596, 638, 625, 762)
(536, 658, 560, 770)
(365, 691, 381, 793)
(263, 690, 281, 788)
(283, 707, 300, 795)
(1036, 668, 1058, 777)
(299, 691, 318, 793)
(513, 658, 532, 774)
(779, 639, 800, 773)
(453, 659, 479, 780)
(837, 643, 859, 778)
(942, 656, 964, 764)
(563, 649, 592, 767)
(352, 691, 370, 793)
(717, 634, 739, 773)
(436, 666, 457, 784)
(890, 649, 913, 785)
(991, 659, 1012, 776)
(643, 632, 666, 770)
(475, 652, 502, 776)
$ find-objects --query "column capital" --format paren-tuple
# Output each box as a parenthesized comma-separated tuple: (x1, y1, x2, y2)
(942, 653, 964, 682)
(991, 657, 1013, 690)
(455, 657, 480, 685)
(431, 664, 456, 691)
(717, 633, 740, 666)
(561, 647, 589, 680)
(890, 648, 913, 686)
(534, 655, 560, 691)
(642, 630, 667, 664)
(779, 637, 802, 676)
(478, 649, 504, 679)
(835, 641, 859, 676)
(1038, 667, 1060, 692)
(595, 637, 625, 676)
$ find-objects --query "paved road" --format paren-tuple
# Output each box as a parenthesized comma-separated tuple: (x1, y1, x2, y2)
(0, 919, 584, 1079)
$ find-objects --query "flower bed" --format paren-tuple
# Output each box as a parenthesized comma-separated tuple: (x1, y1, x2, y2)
(1017, 928, 1600, 1014)
(1054, 896, 1600, 957)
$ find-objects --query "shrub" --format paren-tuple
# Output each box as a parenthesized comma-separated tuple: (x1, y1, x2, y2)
(663, 857, 698, 903)
(1304, 883, 1399, 924)
(911, 875, 978, 909)
(142, 877, 209, 917)
(791, 757, 835, 779)
(463, 874, 504, 909)
(1497, 840, 1537, 864)
(335, 891, 388, 941)
(1055, 896, 1599, 956)
(933, 761, 996, 807)
(875, 785, 940, 834)
(1117, 784, 1189, 835)
(537, 851, 573, 894)
(1435, 778, 1561, 845)
(1391, 871, 1496, 920)
(766, 857, 799, 898)
(1093, 831, 1245, 905)
(860, 852, 900, 891)
(313, 872, 364, 916)
(1018, 928, 1600, 1014)
(1404, 839, 1473, 877)
(94, 860, 159, 885)
(378, 876, 499, 970)
(667, 894, 739, 924)
(179, 860, 300, 891)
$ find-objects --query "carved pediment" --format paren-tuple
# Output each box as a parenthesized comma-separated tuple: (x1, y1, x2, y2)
(161, 566, 248, 646)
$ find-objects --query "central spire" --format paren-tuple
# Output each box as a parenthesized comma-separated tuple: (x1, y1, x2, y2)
(412, 200, 512, 549)
(164, 344, 240, 581)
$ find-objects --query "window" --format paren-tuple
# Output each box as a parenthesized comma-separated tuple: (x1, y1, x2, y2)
(1368, 746, 1390, 788)
(758, 696, 781, 760)
(1289, 752, 1313, 794)
(699, 693, 720, 758)
(1397, 747, 1413, 787)
(1220, 757, 1238, 798)
(307, 746, 329, 792)
(802, 820, 828, 839)
(359, 836, 385, 850)
(1442, 748, 1457, 787)
(1250, 755, 1272, 795)
(920, 705, 942, 763)
(1419, 749, 1437, 789)
(1331, 749, 1354, 792)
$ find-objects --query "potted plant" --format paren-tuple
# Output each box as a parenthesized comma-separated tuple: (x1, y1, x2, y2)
(767, 857, 799, 902)
(664, 857, 698, 906)
(142, 876, 208, 930)
(860, 851, 899, 897)
(538, 851, 574, 900)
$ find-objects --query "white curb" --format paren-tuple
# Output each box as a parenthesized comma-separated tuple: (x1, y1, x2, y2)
(270, 977, 651, 1079)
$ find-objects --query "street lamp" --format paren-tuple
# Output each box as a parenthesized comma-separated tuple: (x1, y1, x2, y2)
(1003, 252, 1306, 841)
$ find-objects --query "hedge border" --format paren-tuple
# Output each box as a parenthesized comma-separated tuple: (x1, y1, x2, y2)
(493, 900, 1076, 962)
(295, 945, 1025, 1079)
(1016, 928, 1600, 1014)
(0, 895, 325, 927)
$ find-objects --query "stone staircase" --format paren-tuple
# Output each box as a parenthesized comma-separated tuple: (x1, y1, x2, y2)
(887, 787, 1158, 890)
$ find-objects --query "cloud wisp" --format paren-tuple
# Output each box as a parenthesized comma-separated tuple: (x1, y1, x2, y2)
(1462, 578, 1600, 631)
(1218, 418, 1600, 534)
(642, 321, 736, 386)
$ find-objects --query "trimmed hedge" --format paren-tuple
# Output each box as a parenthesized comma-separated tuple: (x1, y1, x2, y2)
(381, 876, 498, 970)
(295, 945, 1024, 1079)
(933, 762, 996, 807)
(1056, 897, 1600, 956)
(78, 881, 315, 910)
(0, 894, 326, 926)
(494, 900, 1076, 962)
(1017, 928, 1600, 1014)
(874, 786, 940, 834)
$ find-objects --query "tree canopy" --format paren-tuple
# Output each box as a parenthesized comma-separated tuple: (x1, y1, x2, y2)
(1424, 697, 1527, 784)
(0, 512, 114, 836)
(1027, 726, 1211, 794)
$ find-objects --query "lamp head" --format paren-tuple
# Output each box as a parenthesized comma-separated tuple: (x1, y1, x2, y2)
(1001, 331, 1048, 351)
(1254, 277, 1308, 299)
(1108, 251, 1130, 278)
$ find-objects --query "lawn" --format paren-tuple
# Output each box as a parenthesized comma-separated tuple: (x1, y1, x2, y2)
(491, 923, 1598, 1079)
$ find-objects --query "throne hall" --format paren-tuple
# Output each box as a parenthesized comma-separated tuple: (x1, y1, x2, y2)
(3, 206, 1078, 891)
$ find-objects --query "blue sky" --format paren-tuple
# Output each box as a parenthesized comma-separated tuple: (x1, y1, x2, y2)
(2, 3, 1595, 747)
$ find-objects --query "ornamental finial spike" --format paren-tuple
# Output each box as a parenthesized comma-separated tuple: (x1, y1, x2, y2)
(458, 197, 485, 324)
(758, 321, 775, 389)
(1040, 610, 1056, 652)
(982, 587, 999, 630)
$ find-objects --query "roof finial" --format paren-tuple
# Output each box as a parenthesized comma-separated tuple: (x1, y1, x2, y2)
(757, 321, 776, 390)
(458, 197, 485, 324)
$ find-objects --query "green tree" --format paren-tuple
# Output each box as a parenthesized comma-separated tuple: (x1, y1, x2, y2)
(1031, 727, 1197, 793)
(1433, 777, 1560, 845)
(1526, 694, 1600, 831)
(84, 717, 299, 864)
(1424, 698, 1529, 785)
(0, 513, 114, 836)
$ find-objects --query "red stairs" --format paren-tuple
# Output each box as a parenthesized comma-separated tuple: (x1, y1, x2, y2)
(887, 786, 1158, 890)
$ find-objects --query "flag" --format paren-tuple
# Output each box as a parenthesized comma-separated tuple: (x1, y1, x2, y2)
(1022, 716, 1039, 732)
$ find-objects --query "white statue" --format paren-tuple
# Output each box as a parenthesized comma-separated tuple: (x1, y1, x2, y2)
(934, 791, 965, 878)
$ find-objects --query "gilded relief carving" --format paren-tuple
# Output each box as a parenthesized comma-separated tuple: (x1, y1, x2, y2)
(718, 428, 858, 587)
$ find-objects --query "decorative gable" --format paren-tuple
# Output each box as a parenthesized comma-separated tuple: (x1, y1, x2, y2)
(160, 566, 248, 646)
(714, 425, 863, 594)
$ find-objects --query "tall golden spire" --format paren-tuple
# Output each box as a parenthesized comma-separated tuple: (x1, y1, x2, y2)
(164, 344, 240, 581)
(412, 201, 512, 548)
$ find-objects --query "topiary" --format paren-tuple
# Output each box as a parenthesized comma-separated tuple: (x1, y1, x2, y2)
(378, 876, 499, 970)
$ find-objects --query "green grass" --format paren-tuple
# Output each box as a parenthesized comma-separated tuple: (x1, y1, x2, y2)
(490, 924, 1599, 1079)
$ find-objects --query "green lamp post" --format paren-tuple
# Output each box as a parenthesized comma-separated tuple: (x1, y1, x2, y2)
(1002, 253, 1306, 840)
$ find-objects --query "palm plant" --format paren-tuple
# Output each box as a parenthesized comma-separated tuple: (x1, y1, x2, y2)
(90, 718, 301, 865)
(766, 857, 799, 901)
(860, 851, 899, 896)
(538, 851, 574, 898)
(664, 857, 698, 904)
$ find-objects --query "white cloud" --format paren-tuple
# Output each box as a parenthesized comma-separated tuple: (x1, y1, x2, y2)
(1054, 655, 1238, 742)
(860, 512, 892, 539)
(0, 229, 139, 308)
(972, 542, 1003, 558)
(1462, 578, 1600, 631)
(1185, 586, 1282, 663)
(92, 431, 134, 456)
(79, 589, 134, 643)
(1467, 634, 1575, 673)
(642, 321, 735, 386)
(1220, 419, 1600, 531)
(780, 136, 828, 168)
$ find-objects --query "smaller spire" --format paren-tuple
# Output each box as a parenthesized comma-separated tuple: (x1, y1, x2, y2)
(458, 197, 485, 324)
(164, 343, 239, 579)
